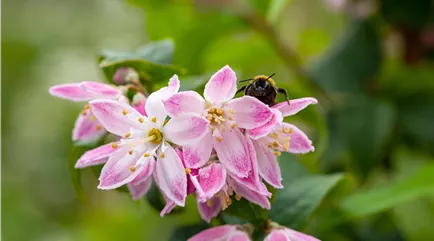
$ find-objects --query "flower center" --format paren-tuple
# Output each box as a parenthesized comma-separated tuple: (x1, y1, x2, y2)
(265, 128, 292, 156)
(205, 107, 236, 142)
(148, 128, 163, 145)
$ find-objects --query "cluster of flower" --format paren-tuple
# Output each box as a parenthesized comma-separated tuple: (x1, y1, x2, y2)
(49, 65, 319, 241)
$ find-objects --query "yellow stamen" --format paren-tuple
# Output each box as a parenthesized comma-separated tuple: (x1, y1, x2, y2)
(209, 108, 216, 113)
(288, 128, 294, 134)
(89, 115, 97, 122)
(129, 166, 136, 171)
(128, 150, 133, 155)
(231, 123, 237, 129)
(206, 199, 213, 207)
(111, 143, 118, 149)
(216, 108, 223, 115)
(235, 194, 241, 201)
(267, 143, 273, 148)
(209, 126, 216, 131)
(125, 132, 131, 138)
(271, 132, 279, 138)
(273, 141, 279, 148)
(216, 137, 222, 142)
(148, 128, 163, 145)
(221, 126, 226, 132)
(160, 152, 165, 158)
(228, 108, 235, 114)
(282, 142, 290, 151)
(95, 125, 102, 130)
(151, 117, 157, 123)
(143, 153, 150, 157)
(138, 117, 144, 123)
(84, 104, 91, 109)
(185, 168, 191, 175)
(122, 109, 128, 115)
(274, 151, 281, 157)
(228, 117, 233, 120)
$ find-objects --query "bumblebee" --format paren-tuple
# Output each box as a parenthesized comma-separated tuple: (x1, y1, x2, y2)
(236, 73, 290, 106)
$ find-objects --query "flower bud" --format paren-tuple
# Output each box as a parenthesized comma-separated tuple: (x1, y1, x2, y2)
(113, 67, 139, 85)
(132, 93, 147, 116)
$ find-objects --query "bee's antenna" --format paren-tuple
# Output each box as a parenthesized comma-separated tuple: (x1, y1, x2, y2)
(239, 78, 253, 83)
(266, 73, 276, 80)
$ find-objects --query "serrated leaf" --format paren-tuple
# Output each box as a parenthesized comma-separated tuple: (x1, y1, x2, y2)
(269, 154, 346, 229)
(340, 163, 434, 217)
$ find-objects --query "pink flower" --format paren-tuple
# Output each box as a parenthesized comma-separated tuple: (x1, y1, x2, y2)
(163, 65, 274, 180)
(264, 227, 320, 241)
(87, 76, 209, 206)
(49, 81, 122, 143)
(247, 98, 317, 189)
(188, 225, 251, 241)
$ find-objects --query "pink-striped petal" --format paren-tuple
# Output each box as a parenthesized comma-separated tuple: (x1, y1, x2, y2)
(230, 136, 271, 196)
(132, 99, 147, 116)
(228, 96, 274, 129)
(79, 81, 121, 98)
(197, 196, 222, 223)
(72, 110, 106, 143)
(204, 65, 237, 104)
(282, 123, 314, 154)
(160, 199, 177, 217)
(272, 97, 318, 117)
(283, 228, 321, 241)
(214, 128, 251, 178)
(155, 144, 187, 206)
(75, 142, 119, 168)
(264, 230, 290, 241)
(49, 83, 94, 102)
(163, 91, 206, 117)
(196, 163, 227, 202)
(253, 140, 283, 189)
(183, 133, 213, 169)
(127, 176, 152, 200)
(228, 232, 251, 241)
(164, 113, 210, 146)
(246, 108, 282, 140)
(98, 149, 144, 190)
(145, 75, 180, 123)
(188, 225, 238, 241)
(90, 99, 143, 136)
(231, 178, 270, 209)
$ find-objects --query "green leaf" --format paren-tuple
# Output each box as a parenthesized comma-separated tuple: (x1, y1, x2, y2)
(145, 182, 166, 212)
(340, 163, 434, 217)
(308, 19, 381, 94)
(269, 155, 346, 229)
(224, 198, 269, 228)
(68, 146, 87, 201)
(266, 0, 292, 25)
(380, 0, 432, 29)
(169, 223, 210, 241)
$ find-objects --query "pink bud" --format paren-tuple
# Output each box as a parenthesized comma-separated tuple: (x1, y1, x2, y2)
(113, 67, 139, 85)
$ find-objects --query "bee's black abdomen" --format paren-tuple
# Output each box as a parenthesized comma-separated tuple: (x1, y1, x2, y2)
(245, 83, 277, 106)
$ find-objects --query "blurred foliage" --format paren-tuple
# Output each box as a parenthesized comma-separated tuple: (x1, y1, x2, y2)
(3, 0, 434, 240)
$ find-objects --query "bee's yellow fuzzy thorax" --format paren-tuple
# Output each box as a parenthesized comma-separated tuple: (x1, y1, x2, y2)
(252, 75, 275, 86)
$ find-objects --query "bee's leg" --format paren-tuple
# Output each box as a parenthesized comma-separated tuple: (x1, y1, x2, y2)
(236, 85, 247, 95)
(277, 88, 291, 105)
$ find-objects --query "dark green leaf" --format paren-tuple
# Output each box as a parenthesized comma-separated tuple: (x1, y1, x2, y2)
(269, 154, 345, 229)
(224, 198, 269, 228)
(145, 182, 166, 212)
(308, 19, 381, 94)
(380, 0, 432, 29)
(169, 223, 210, 241)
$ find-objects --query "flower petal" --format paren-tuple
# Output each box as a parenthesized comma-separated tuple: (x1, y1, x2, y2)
(196, 163, 227, 202)
(228, 96, 274, 129)
(264, 230, 290, 241)
(282, 123, 315, 154)
(273, 97, 318, 117)
(164, 113, 210, 146)
(253, 140, 283, 189)
(98, 149, 144, 190)
(163, 91, 206, 117)
(79, 81, 121, 99)
(183, 133, 213, 169)
(228, 231, 251, 241)
(90, 99, 143, 136)
(155, 144, 187, 206)
(284, 228, 321, 241)
(230, 177, 270, 209)
(230, 136, 271, 196)
(127, 176, 152, 201)
(204, 65, 237, 103)
(214, 128, 251, 178)
(75, 142, 119, 168)
(246, 108, 282, 140)
(188, 225, 237, 241)
(160, 199, 177, 217)
(132, 99, 147, 116)
(49, 83, 94, 102)
(145, 75, 180, 123)
(197, 196, 222, 223)
(72, 110, 106, 143)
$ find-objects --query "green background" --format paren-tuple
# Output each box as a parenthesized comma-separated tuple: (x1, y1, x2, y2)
(3, 0, 434, 240)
